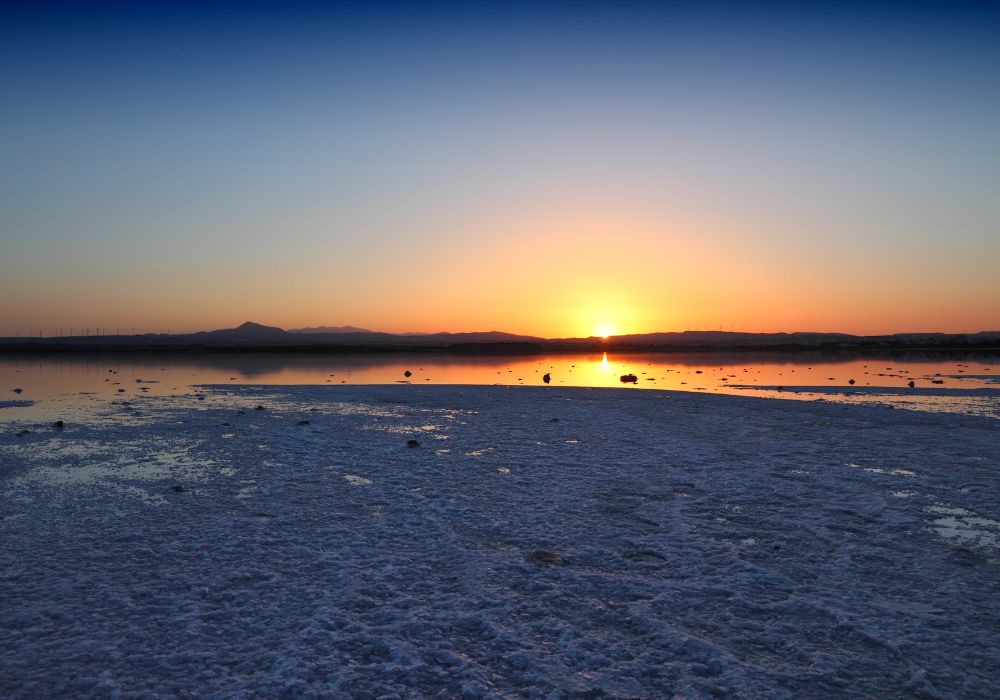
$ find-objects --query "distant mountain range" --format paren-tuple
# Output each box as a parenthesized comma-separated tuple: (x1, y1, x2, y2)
(288, 325, 374, 334)
(1, 321, 998, 354)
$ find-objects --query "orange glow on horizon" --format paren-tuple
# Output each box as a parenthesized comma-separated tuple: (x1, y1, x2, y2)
(1, 207, 997, 338)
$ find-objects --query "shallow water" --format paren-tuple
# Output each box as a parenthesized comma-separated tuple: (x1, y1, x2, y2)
(2, 350, 999, 421)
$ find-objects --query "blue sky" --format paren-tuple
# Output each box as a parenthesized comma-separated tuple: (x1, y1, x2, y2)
(1, 1, 998, 335)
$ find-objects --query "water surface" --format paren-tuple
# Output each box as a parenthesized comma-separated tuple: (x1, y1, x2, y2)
(2, 351, 999, 421)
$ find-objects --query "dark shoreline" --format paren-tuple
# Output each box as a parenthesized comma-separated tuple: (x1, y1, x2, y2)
(2, 340, 999, 356)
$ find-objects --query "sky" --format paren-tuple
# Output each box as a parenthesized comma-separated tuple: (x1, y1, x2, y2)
(1, 1, 998, 338)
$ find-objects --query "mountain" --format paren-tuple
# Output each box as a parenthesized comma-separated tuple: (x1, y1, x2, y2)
(193, 321, 290, 341)
(1, 323, 998, 353)
(289, 325, 374, 334)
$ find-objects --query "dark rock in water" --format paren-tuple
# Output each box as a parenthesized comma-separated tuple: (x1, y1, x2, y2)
(254, 405, 266, 411)
(695, 370, 702, 374)
(404, 370, 412, 377)
(619, 374, 638, 384)
(236, 411, 245, 416)
(550, 417, 560, 422)
(527, 550, 566, 566)
(848, 379, 856, 385)
(117, 389, 126, 393)
(15, 430, 29, 438)
(12, 388, 23, 394)
(908, 380, 916, 388)
(931, 379, 944, 384)
(53, 420, 64, 429)
(296, 420, 310, 426)
(542, 373, 551, 384)
(406, 439, 420, 448)
(171, 485, 187, 493)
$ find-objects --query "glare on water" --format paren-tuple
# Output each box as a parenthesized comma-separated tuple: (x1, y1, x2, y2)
(2, 351, 998, 420)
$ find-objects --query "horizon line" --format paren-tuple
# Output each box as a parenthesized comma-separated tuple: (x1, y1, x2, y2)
(3, 321, 999, 342)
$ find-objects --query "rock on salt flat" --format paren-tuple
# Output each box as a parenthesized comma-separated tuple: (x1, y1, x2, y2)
(1, 385, 998, 698)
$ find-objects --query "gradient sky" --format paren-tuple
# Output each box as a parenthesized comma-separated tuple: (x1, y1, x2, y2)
(1, 1, 998, 337)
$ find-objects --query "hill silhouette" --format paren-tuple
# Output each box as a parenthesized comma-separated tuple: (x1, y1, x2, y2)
(289, 325, 374, 334)
(0, 323, 997, 354)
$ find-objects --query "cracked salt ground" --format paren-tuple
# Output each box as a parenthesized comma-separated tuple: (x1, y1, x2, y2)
(1, 385, 999, 698)
(927, 506, 1000, 548)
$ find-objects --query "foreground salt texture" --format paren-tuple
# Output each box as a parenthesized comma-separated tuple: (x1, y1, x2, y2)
(1, 386, 998, 698)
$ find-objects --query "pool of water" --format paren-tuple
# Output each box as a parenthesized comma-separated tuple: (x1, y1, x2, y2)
(2, 350, 999, 421)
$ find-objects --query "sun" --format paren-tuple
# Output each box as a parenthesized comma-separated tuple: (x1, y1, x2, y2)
(596, 325, 614, 339)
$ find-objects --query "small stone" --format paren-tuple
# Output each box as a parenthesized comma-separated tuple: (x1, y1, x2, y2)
(171, 485, 187, 493)
(117, 389, 126, 393)
(406, 439, 420, 448)
(254, 405, 266, 411)
(527, 550, 566, 566)
(619, 374, 638, 384)
(908, 380, 915, 388)
(848, 379, 856, 385)
(296, 420, 310, 426)
(15, 430, 29, 438)
(542, 373, 551, 384)
(53, 420, 64, 429)
(12, 388, 23, 394)
(404, 370, 412, 377)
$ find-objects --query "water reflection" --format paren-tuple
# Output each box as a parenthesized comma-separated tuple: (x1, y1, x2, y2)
(1, 350, 999, 420)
